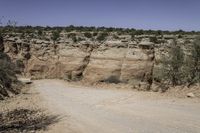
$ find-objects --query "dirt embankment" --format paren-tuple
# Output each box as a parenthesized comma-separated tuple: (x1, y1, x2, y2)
(0, 86, 61, 133)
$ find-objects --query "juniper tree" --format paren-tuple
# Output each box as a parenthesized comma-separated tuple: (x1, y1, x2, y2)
(162, 39, 185, 86)
(186, 36, 200, 85)
(51, 30, 60, 55)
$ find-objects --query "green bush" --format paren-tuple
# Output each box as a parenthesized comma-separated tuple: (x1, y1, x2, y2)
(37, 30, 43, 36)
(150, 37, 158, 43)
(92, 32, 98, 36)
(67, 33, 76, 38)
(185, 36, 200, 85)
(96, 32, 108, 42)
(0, 53, 19, 99)
(160, 39, 185, 86)
(72, 36, 77, 43)
(112, 34, 119, 39)
(67, 33, 77, 42)
(84, 32, 92, 38)
(51, 30, 60, 43)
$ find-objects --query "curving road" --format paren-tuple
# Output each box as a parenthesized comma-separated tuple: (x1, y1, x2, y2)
(32, 80, 200, 133)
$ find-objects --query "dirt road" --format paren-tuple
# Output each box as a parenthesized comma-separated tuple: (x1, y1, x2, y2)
(32, 80, 200, 133)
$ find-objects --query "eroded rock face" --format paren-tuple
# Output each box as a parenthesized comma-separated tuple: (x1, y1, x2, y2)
(83, 41, 154, 90)
(3, 32, 194, 90)
(0, 36, 20, 100)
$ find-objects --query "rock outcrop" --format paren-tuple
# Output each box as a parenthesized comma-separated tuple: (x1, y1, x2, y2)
(3, 32, 196, 90)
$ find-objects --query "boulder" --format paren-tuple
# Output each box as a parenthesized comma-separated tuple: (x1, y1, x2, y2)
(187, 93, 195, 98)
(18, 78, 32, 84)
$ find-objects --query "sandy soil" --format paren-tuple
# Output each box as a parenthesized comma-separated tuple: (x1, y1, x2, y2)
(29, 79, 200, 133)
(0, 85, 63, 133)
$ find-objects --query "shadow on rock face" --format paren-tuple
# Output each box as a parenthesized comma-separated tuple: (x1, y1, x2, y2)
(0, 36, 4, 52)
(0, 109, 61, 133)
(100, 76, 121, 84)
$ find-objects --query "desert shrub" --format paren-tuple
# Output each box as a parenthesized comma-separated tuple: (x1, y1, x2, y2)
(112, 34, 119, 39)
(24, 29, 34, 35)
(0, 53, 19, 98)
(20, 32, 25, 39)
(43, 37, 49, 41)
(185, 36, 200, 85)
(37, 29, 43, 36)
(178, 34, 183, 38)
(130, 32, 135, 40)
(93, 32, 98, 36)
(72, 36, 77, 43)
(160, 39, 185, 86)
(156, 30, 163, 36)
(0, 36, 20, 99)
(65, 25, 75, 32)
(84, 32, 92, 38)
(155, 37, 200, 88)
(134, 30, 144, 35)
(77, 37, 84, 42)
(96, 32, 108, 42)
(0, 109, 60, 133)
(51, 30, 61, 54)
(175, 29, 184, 35)
(150, 37, 158, 43)
(67, 33, 77, 42)
(67, 33, 76, 38)
(15, 59, 25, 74)
(51, 30, 60, 43)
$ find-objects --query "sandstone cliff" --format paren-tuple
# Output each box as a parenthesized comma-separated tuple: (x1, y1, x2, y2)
(3, 31, 196, 91)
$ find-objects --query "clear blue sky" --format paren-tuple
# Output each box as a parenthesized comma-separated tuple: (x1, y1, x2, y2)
(0, 0, 199, 31)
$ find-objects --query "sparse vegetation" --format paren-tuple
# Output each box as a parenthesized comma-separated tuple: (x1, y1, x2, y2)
(84, 32, 92, 38)
(51, 30, 60, 43)
(160, 39, 185, 86)
(185, 36, 200, 86)
(92, 32, 98, 36)
(158, 36, 200, 89)
(37, 29, 43, 37)
(96, 32, 109, 42)
(0, 25, 199, 38)
(0, 37, 20, 99)
(51, 30, 61, 54)
(112, 34, 119, 39)
(0, 109, 60, 133)
(150, 36, 158, 43)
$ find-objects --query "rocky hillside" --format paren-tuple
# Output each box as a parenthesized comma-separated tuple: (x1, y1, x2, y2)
(2, 29, 198, 91)
(0, 36, 20, 100)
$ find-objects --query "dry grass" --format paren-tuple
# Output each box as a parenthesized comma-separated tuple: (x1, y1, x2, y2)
(0, 109, 60, 133)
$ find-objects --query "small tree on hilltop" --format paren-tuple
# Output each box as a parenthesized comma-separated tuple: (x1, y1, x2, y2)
(150, 36, 158, 44)
(84, 32, 92, 38)
(51, 30, 61, 55)
(51, 30, 60, 43)
(186, 36, 200, 86)
(38, 29, 43, 36)
(96, 32, 108, 42)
